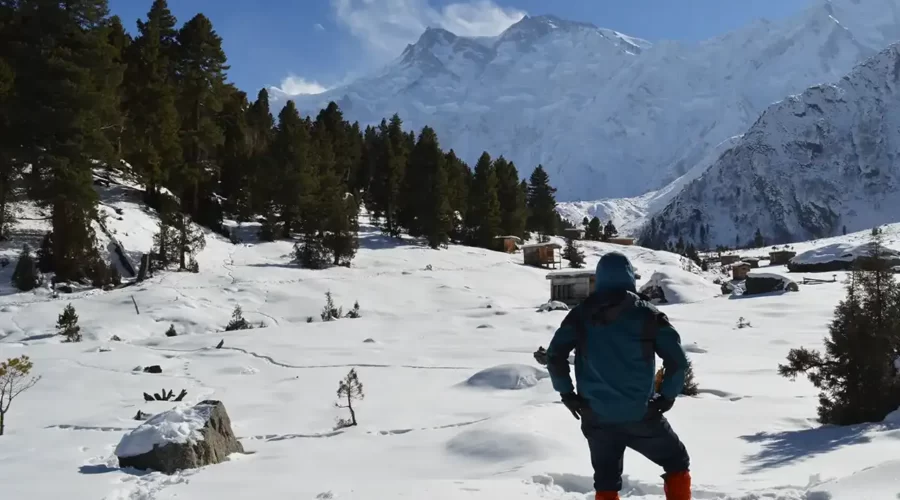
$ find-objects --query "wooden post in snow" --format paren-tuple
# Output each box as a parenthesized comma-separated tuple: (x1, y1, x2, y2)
(131, 295, 140, 315)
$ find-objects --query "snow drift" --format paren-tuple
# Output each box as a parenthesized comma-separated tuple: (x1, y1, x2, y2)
(464, 364, 548, 390)
(639, 269, 721, 305)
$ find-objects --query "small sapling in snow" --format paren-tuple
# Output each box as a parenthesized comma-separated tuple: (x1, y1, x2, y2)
(225, 305, 252, 331)
(57, 303, 81, 342)
(321, 291, 342, 322)
(0, 355, 40, 436)
(335, 368, 364, 429)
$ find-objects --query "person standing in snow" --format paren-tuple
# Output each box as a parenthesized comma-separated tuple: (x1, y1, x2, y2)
(545, 252, 691, 500)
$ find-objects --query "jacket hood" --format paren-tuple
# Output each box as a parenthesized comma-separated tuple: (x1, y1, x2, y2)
(595, 252, 636, 294)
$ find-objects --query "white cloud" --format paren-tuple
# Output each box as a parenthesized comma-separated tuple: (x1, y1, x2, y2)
(331, 0, 525, 60)
(274, 75, 329, 96)
(314, 23, 326, 31)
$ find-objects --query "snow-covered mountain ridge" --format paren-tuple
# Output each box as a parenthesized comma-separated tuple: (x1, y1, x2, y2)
(288, 0, 900, 201)
(642, 41, 900, 248)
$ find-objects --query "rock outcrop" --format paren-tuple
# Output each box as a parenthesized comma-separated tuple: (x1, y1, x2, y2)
(116, 400, 243, 474)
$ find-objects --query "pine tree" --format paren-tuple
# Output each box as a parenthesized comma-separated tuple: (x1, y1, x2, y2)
(368, 115, 407, 237)
(753, 228, 765, 247)
(104, 15, 130, 164)
(121, 0, 181, 207)
(494, 157, 527, 239)
(57, 304, 82, 343)
(0, 12, 20, 242)
(271, 101, 313, 236)
(563, 237, 585, 268)
(293, 233, 330, 270)
(779, 235, 900, 425)
(603, 220, 619, 241)
(217, 87, 251, 214)
(173, 14, 228, 223)
(321, 291, 342, 321)
(587, 217, 602, 241)
(225, 305, 252, 331)
(526, 165, 558, 239)
(11, 245, 38, 292)
(152, 213, 180, 269)
(468, 152, 502, 248)
(243, 89, 275, 219)
(335, 368, 364, 428)
(173, 213, 206, 271)
(444, 150, 471, 242)
(404, 127, 451, 248)
(321, 176, 359, 266)
(13, 0, 123, 282)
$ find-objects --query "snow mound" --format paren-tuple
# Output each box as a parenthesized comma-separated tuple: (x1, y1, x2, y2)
(638, 269, 721, 305)
(464, 364, 548, 390)
(114, 405, 213, 458)
(537, 300, 569, 312)
(807, 460, 900, 500)
(445, 428, 551, 462)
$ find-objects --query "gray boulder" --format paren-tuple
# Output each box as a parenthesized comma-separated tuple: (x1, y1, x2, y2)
(116, 400, 243, 474)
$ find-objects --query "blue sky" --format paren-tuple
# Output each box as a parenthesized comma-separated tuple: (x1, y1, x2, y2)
(108, 0, 810, 98)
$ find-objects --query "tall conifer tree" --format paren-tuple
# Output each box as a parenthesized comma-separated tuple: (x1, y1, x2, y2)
(13, 0, 123, 280)
(526, 165, 558, 239)
(468, 152, 502, 248)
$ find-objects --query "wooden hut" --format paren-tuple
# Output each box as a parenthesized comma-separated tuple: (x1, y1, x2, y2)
(769, 250, 797, 266)
(741, 257, 761, 269)
(732, 262, 752, 280)
(547, 269, 595, 306)
(493, 235, 523, 253)
(523, 242, 562, 269)
(563, 228, 585, 240)
(720, 255, 741, 266)
(606, 237, 635, 246)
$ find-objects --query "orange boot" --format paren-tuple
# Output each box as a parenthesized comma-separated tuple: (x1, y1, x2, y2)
(663, 471, 691, 500)
(594, 492, 619, 500)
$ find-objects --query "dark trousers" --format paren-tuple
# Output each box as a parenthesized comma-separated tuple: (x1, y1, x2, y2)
(580, 414, 690, 492)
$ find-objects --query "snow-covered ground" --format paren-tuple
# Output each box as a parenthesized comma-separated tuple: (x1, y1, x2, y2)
(0, 197, 898, 499)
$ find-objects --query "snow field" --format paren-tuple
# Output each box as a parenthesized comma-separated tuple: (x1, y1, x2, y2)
(0, 201, 897, 499)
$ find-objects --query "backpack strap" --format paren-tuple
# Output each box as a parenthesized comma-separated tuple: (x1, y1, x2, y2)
(573, 291, 638, 361)
(640, 310, 660, 364)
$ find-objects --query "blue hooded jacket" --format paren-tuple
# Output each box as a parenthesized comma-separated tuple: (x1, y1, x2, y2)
(545, 252, 688, 423)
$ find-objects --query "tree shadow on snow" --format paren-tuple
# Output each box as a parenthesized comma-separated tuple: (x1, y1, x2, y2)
(246, 262, 298, 270)
(78, 464, 151, 477)
(738, 419, 898, 472)
(358, 232, 422, 251)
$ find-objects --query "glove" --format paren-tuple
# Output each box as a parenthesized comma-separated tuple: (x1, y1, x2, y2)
(646, 394, 675, 419)
(561, 392, 586, 420)
(533, 346, 548, 366)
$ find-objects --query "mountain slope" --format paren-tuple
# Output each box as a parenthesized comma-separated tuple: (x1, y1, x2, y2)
(642, 42, 900, 248)
(556, 135, 742, 236)
(289, 0, 900, 201)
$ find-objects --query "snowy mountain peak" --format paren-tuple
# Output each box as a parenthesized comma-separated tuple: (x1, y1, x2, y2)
(289, 3, 900, 201)
(642, 42, 900, 247)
